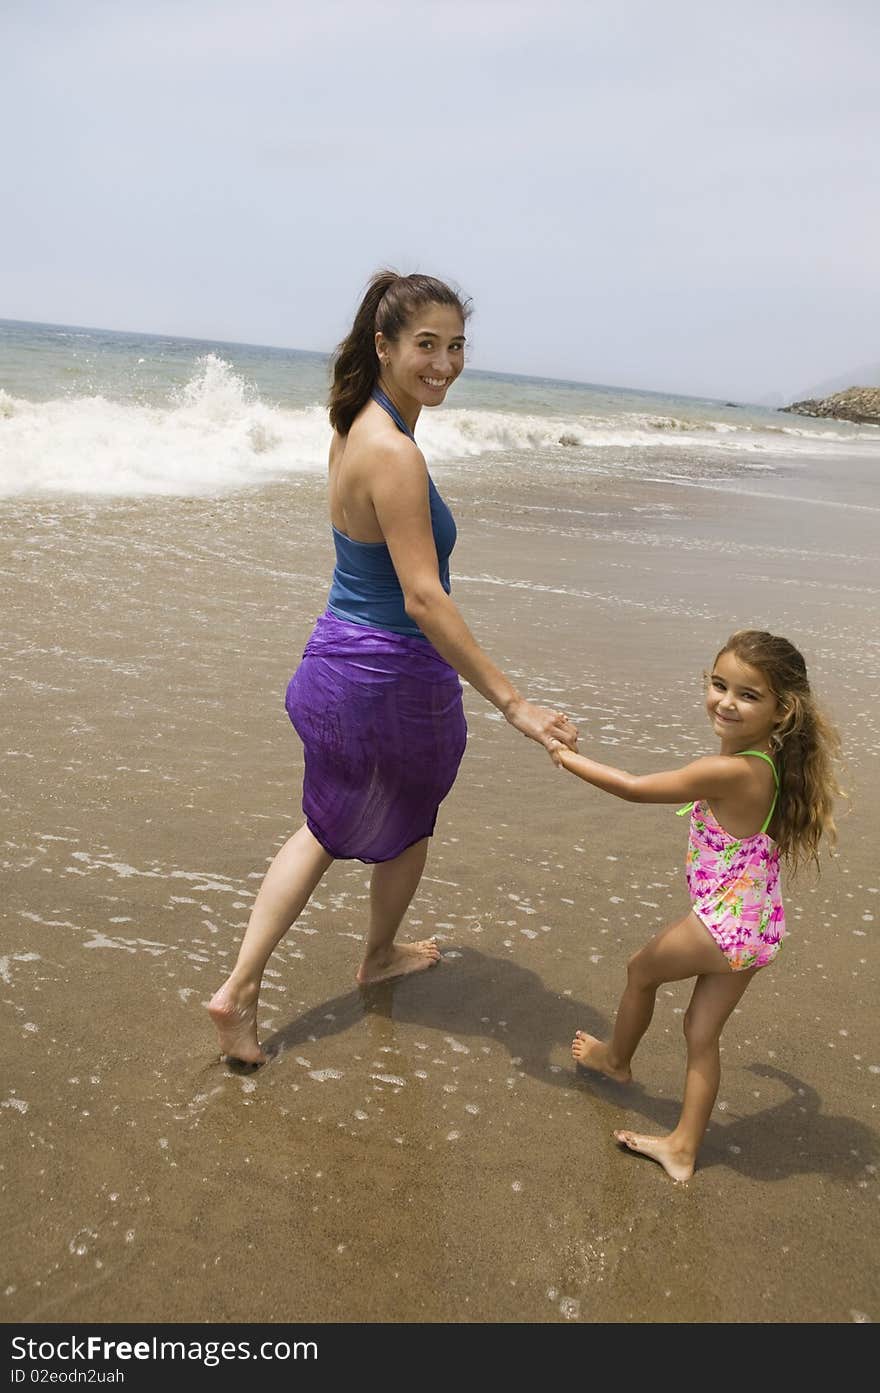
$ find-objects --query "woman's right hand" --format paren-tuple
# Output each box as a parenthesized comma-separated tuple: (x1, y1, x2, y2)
(505, 697, 578, 751)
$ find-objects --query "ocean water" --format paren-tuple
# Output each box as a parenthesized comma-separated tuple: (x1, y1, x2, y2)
(1, 317, 878, 504)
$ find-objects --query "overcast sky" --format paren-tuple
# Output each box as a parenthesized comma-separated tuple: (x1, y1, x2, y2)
(3, 0, 877, 401)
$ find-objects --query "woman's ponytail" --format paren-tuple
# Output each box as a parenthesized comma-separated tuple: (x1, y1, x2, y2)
(328, 270, 399, 435)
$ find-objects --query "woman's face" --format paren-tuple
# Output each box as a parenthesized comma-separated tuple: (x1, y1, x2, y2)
(377, 304, 465, 409)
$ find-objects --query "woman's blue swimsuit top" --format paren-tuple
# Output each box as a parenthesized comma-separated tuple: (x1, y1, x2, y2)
(326, 388, 457, 639)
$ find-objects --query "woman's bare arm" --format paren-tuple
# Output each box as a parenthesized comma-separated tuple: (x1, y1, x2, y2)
(370, 438, 578, 749)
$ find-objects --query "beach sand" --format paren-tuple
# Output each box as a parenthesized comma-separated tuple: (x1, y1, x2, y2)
(2, 459, 877, 1325)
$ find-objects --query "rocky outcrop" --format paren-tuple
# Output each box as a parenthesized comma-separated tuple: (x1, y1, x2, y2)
(781, 386, 880, 425)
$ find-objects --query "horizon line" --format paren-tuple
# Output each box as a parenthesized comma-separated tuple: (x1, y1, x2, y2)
(0, 314, 768, 409)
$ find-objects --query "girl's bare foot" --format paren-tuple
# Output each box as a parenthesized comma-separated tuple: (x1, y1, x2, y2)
(356, 939, 441, 986)
(571, 1030, 632, 1083)
(613, 1130, 695, 1183)
(207, 981, 267, 1065)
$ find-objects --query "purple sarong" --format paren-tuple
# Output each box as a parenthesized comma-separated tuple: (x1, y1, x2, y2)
(285, 612, 467, 863)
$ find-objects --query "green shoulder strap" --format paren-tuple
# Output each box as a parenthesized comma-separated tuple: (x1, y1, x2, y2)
(675, 749, 779, 831)
(738, 749, 779, 834)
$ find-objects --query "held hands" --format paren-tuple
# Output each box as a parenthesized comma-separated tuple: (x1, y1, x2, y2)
(504, 697, 578, 752)
(546, 737, 567, 769)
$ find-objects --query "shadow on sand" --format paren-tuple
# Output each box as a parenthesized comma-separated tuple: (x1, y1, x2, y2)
(242, 944, 876, 1184)
(259, 942, 607, 1080)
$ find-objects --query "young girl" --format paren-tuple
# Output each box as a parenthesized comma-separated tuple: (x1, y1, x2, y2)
(547, 629, 842, 1183)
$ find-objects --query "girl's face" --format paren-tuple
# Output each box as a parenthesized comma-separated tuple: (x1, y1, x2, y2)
(705, 650, 783, 749)
(376, 304, 465, 411)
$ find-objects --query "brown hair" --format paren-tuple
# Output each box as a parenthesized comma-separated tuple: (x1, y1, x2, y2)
(328, 270, 471, 435)
(715, 630, 844, 871)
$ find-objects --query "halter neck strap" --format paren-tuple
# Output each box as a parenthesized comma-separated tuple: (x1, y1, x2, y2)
(371, 387, 415, 441)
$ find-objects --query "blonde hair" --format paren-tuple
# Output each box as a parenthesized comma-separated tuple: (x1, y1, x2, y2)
(715, 630, 844, 871)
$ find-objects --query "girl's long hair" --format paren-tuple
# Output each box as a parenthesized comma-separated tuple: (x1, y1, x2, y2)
(716, 630, 844, 871)
(328, 270, 471, 435)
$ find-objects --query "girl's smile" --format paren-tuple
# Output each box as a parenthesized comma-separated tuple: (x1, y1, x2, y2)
(706, 651, 782, 750)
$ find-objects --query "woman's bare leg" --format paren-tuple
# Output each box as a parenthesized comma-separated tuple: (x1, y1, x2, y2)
(208, 824, 333, 1063)
(614, 966, 756, 1182)
(356, 837, 441, 985)
(572, 910, 728, 1081)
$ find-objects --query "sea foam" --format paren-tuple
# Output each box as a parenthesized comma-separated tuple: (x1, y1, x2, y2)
(1, 353, 876, 498)
(0, 355, 327, 497)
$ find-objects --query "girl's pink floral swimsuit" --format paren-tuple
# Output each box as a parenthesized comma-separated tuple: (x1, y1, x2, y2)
(677, 750, 785, 971)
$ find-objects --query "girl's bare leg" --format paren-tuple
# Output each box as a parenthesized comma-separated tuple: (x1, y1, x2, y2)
(356, 837, 441, 984)
(208, 824, 333, 1063)
(572, 910, 727, 1081)
(614, 965, 756, 1181)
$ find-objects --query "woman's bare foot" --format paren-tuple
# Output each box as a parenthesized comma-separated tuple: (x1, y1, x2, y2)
(571, 1030, 632, 1083)
(207, 980, 267, 1065)
(613, 1130, 695, 1183)
(356, 939, 441, 986)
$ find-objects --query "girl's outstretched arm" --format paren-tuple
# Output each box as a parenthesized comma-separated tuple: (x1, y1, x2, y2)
(546, 741, 753, 805)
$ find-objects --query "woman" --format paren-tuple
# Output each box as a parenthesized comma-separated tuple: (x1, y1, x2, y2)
(208, 270, 579, 1063)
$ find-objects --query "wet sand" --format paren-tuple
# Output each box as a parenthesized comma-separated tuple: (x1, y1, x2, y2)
(1, 459, 878, 1324)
